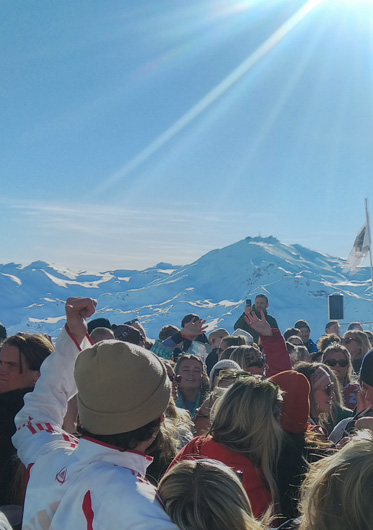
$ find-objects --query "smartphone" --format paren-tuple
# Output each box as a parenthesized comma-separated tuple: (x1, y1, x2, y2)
(246, 299, 252, 306)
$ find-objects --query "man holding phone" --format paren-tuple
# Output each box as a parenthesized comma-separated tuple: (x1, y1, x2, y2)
(234, 294, 279, 344)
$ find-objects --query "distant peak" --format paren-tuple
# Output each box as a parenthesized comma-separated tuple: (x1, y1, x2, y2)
(245, 236, 279, 244)
(155, 262, 174, 268)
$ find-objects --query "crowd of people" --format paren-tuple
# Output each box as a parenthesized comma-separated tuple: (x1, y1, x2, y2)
(1, 293, 373, 529)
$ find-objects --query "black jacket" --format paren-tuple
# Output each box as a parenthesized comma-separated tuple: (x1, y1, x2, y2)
(233, 310, 278, 343)
(0, 387, 33, 504)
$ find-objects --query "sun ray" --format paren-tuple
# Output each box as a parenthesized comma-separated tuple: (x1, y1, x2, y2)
(92, 0, 323, 195)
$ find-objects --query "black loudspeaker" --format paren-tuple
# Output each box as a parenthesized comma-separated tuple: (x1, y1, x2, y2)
(328, 294, 344, 320)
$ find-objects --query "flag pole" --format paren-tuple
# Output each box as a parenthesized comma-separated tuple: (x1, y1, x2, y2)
(365, 197, 373, 293)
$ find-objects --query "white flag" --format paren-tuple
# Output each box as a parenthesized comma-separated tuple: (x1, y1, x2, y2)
(343, 222, 371, 272)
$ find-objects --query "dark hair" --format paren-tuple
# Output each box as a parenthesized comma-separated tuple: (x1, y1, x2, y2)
(317, 333, 341, 352)
(255, 294, 268, 303)
(159, 325, 179, 341)
(87, 317, 111, 333)
(296, 362, 333, 422)
(221, 335, 247, 348)
(79, 417, 161, 451)
(295, 320, 311, 331)
(181, 314, 199, 328)
(347, 322, 363, 331)
(284, 328, 301, 341)
(112, 324, 145, 345)
(2, 333, 54, 373)
(296, 362, 322, 386)
(325, 320, 339, 332)
(219, 346, 240, 361)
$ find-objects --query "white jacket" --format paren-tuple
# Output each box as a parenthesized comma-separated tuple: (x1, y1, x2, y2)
(13, 327, 178, 530)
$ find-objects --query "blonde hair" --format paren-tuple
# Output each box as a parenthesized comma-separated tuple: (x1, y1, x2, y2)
(299, 431, 373, 530)
(321, 364, 348, 429)
(158, 459, 264, 530)
(209, 376, 283, 502)
(344, 329, 371, 357)
(322, 343, 354, 385)
(230, 345, 261, 370)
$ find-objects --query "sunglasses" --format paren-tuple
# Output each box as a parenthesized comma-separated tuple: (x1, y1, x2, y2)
(316, 383, 334, 397)
(325, 359, 349, 368)
(168, 374, 182, 384)
(343, 337, 359, 345)
(218, 369, 252, 381)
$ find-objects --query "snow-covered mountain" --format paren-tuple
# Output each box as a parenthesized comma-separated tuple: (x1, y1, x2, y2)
(1, 236, 372, 340)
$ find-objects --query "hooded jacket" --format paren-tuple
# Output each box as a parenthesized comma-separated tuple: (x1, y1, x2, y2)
(169, 436, 271, 518)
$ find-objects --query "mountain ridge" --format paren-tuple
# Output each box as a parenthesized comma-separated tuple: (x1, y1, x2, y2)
(1, 236, 372, 340)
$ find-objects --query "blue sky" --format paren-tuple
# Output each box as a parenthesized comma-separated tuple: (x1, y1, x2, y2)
(1, 0, 373, 272)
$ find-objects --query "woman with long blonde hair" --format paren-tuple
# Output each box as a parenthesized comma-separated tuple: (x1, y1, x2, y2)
(158, 459, 264, 530)
(322, 343, 359, 410)
(299, 431, 373, 530)
(169, 375, 283, 518)
(343, 329, 371, 372)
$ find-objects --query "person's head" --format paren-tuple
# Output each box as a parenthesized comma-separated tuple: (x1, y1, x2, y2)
(325, 320, 340, 336)
(322, 344, 353, 386)
(218, 335, 246, 359)
(74, 340, 171, 450)
(296, 362, 334, 420)
(158, 459, 264, 530)
(287, 335, 304, 347)
(360, 349, 373, 404)
(87, 317, 111, 334)
(347, 321, 364, 331)
(286, 341, 297, 366)
(210, 375, 283, 501)
(89, 327, 115, 344)
(294, 320, 311, 343)
(208, 329, 229, 349)
(299, 431, 373, 530)
(175, 354, 209, 397)
(229, 344, 266, 376)
(343, 330, 371, 360)
(181, 314, 199, 328)
(254, 294, 269, 312)
(125, 319, 146, 338)
(287, 335, 308, 351)
(218, 346, 240, 361)
(283, 328, 302, 341)
(317, 333, 341, 352)
(209, 359, 241, 390)
(112, 324, 145, 347)
(159, 325, 179, 342)
(0, 333, 54, 393)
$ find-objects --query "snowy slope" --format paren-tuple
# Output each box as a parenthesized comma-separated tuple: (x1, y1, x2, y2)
(1, 236, 372, 341)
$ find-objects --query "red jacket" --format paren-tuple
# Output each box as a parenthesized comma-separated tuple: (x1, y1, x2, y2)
(169, 436, 271, 518)
(261, 329, 292, 378)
